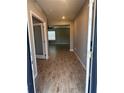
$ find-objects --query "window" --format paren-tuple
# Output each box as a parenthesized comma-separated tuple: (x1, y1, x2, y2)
(48, 31, 56, 40)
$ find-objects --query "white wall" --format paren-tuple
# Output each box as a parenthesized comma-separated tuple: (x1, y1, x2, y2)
(73, 0, 89, 68)
(0, 0, 27, 93)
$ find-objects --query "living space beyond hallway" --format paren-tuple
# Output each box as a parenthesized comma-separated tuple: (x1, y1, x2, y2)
(36, 44, 86, 93)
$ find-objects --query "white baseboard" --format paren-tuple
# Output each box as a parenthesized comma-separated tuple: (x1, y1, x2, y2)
(73, 49, 86, 70)
(46, 55, 49, 59)
(36, 55, 46, 59)
(70, 48, 74, 52)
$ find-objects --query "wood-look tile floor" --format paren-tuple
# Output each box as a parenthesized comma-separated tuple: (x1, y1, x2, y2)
(36, 44, 86, 93)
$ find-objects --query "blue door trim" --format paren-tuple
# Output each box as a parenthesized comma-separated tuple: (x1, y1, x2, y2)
(27, 28, 34, 93)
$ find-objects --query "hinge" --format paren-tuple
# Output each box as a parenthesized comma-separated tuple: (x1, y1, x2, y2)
(88, 51, 93, 59)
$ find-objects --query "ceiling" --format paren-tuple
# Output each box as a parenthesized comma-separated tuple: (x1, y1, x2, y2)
(36, 0, 85, 25)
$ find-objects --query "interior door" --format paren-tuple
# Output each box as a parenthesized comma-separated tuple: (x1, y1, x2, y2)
(33, 23, 45, 59)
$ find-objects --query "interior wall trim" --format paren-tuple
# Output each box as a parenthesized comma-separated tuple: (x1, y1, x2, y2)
(70, 49, 74, 52)
(73, 49, 86, 70)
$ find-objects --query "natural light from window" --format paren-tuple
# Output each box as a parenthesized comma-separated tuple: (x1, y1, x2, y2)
(48, 31, 56, 40)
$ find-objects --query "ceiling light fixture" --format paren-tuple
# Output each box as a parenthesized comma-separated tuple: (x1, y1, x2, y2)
(62, 16, 65, 19)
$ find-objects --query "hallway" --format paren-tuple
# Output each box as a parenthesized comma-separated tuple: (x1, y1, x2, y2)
(36, 44, 86, 93)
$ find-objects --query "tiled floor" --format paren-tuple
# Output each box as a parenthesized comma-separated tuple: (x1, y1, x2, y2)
(36, 44, 86, 93)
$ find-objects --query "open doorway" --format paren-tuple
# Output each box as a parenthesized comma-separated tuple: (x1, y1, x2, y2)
(48, 25, 70, 53)
(27, 0, 97, 93)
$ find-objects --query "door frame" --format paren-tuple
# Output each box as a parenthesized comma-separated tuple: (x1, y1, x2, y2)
(33, 23, 46, 59)
(30, 10, 48, 60)
(30, 11, 48, 59)
(27, 29, 35, 93)
(85, 0, 96, 93)
(27, 11, 48, 93)
(28, 10, 48, 77)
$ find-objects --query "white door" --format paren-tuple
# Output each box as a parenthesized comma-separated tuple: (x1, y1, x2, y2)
(33, 23, 46, 59)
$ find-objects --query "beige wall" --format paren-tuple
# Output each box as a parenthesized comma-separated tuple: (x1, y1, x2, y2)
(73, 0, 89, 68)
(27, 0, 47, 21)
